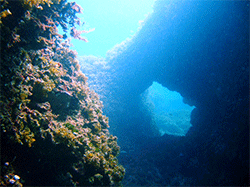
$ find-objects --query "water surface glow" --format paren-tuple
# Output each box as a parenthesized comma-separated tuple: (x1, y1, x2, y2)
(70, 0, 155, 57)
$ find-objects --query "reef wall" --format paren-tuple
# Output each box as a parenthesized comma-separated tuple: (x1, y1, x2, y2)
(80, 0, 249, 185)
(0, 0, 124, 186)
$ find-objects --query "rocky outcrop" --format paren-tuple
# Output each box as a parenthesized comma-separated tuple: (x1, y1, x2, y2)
(0, 1, 125, 186)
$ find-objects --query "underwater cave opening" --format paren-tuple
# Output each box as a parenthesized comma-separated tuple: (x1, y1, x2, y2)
(141, 82, 195, 136)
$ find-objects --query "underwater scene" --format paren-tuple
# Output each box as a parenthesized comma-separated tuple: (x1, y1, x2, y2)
(0, 0, 249, 186)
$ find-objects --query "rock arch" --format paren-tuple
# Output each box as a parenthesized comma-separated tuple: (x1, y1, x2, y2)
(80, 0, 249, 185)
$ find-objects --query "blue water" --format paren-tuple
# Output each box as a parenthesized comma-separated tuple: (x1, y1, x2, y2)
(79, 0, 249, 186)
(143, 82, 195, 136)
(1, 0, 248, 186)
(69, 0, 155, 57)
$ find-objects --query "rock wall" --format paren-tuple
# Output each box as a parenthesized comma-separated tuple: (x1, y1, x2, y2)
(80, 0, 249, 185)
(0, 1, 125, 186)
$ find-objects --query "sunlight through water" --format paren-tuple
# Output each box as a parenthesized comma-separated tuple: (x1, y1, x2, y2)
(69, 0, 155, 57)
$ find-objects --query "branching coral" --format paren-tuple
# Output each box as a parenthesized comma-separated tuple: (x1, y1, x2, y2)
(0, 0, 125, 186)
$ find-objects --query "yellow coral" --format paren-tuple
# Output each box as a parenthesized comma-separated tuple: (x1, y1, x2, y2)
(28, 138, 36, 147)
(16, 126, 36, 147)
(48, 60, 66, 77)
(20, 93, 28, 101)
(42, 75, 55, 91)
(0, 9, 12, 19)
(23, 0, 61, 8)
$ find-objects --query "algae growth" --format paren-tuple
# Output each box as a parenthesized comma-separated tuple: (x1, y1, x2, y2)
(0, 0, 125, 186)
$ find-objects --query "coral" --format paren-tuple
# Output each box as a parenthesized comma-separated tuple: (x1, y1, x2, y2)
(23, 0, 61, 8)
(0, 0, 125, 186)
(0, 9, 12, 19)
(16, 126, 36, 147)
